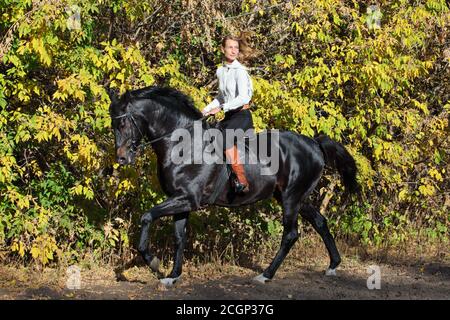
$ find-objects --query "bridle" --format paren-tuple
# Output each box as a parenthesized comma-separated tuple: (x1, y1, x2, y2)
(112, 107, 213, 151)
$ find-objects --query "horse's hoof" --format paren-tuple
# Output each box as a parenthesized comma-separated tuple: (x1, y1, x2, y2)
(115, 272, 128, 282)
(253, 274, 271, 284)
(160, 276, 180, 287)
(149, 256, 160, 272)
(325, 268, 337, 276)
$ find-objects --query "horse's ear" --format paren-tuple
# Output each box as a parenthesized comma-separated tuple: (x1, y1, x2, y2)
(107, 87, 120, 104)
(124, 90, 132, 101)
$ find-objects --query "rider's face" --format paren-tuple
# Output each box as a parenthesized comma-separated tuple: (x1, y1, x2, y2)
(222, 39, 239, 64)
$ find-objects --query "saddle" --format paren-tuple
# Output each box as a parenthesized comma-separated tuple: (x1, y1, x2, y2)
(205, 132, 259, 204)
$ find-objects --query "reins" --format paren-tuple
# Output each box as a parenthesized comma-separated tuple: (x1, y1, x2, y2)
(113, 110, 213, 150)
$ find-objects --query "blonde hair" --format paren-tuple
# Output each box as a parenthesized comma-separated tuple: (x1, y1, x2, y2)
(221, 32, 258, 64)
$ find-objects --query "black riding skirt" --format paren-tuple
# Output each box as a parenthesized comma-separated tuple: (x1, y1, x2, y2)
(218, 107, 254, 149)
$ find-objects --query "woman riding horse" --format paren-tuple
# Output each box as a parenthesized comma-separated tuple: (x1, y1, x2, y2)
(202, 33, 256, 195)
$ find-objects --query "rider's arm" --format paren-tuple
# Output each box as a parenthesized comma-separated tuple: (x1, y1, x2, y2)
(202, 90, 224, 113)
(202, 67, 226, 114)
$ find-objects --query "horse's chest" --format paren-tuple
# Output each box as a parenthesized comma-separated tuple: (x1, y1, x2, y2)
(157, 165, 176, 194)
(157, 163, 190, 195)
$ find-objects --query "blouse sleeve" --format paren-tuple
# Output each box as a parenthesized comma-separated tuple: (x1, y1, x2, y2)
(203, 91, 224, 113)
(202, 68, 225, 113)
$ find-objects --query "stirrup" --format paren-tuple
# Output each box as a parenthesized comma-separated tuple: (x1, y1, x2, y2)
(233, 180, 249, 194)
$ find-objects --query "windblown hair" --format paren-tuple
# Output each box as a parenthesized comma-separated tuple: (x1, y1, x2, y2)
(222, 31, 259, 64)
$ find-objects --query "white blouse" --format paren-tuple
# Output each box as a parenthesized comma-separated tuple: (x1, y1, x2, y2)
(203, 59, 253, 113)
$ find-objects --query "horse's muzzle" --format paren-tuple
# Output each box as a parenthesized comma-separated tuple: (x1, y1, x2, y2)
(117, 156, 129, 165)
(116, 145, 134, 165)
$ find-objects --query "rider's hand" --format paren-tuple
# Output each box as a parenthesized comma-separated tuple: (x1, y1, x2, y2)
(202, 107, 221, 116)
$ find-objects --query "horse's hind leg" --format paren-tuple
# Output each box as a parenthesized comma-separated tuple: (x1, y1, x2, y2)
(160, 212, 189, 286)
(300, 203, 341, 276)
(254, 196, 301, 283)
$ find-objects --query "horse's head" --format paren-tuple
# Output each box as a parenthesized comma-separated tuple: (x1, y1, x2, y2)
(108, 86, 203, 165)
(109, 90, 145, 165)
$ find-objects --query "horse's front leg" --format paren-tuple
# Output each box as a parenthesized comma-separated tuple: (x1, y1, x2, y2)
(138, 220, 159, 272)
(137, 196, 195, 281)
(160, 212, 189, 286)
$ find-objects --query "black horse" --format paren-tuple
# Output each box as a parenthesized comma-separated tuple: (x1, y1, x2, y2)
(109, 86, 358, 286)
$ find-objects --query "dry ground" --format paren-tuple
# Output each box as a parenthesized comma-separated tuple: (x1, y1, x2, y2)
(0, 239, 448, 300)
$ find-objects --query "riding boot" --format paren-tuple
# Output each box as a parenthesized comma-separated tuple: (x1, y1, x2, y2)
(225, 145, 249, 194)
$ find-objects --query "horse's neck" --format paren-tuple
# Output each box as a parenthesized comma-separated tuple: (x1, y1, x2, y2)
(145, 108, 197, 140)
(149, 116, 202, 165)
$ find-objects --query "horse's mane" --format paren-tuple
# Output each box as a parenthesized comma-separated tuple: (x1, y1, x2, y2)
(125, 86, 202, 119)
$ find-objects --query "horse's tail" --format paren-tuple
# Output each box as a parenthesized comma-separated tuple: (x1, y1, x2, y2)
(314, 134, 359, 194)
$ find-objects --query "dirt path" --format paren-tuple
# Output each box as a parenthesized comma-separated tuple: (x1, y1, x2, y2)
(1, 251, 449, 300)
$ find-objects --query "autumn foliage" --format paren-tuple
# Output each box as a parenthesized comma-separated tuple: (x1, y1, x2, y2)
(0, 0, 448, 266)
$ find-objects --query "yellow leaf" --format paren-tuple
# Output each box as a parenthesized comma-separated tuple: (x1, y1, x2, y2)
(30, 247, 40, 259)
(398, 189, 408, 201)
